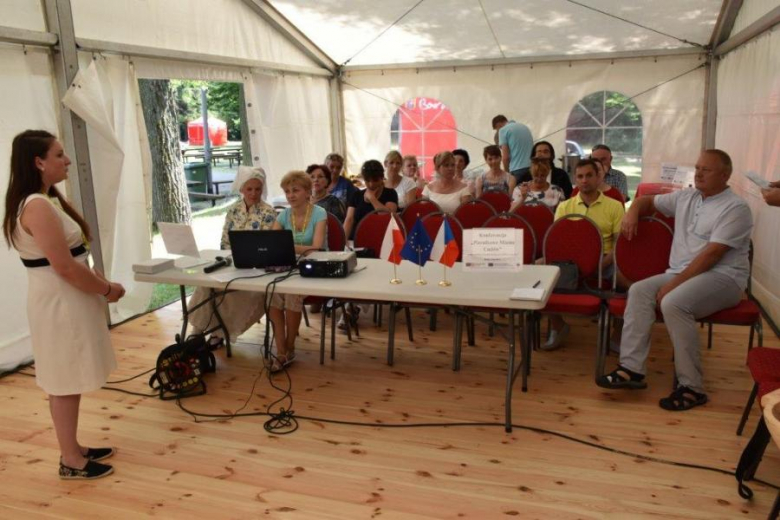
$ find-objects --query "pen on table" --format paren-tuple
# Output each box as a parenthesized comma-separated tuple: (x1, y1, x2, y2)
(532, 280, 541, 288)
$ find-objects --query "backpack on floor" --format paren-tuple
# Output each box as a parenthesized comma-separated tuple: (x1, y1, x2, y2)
(148, 335, 216, 400)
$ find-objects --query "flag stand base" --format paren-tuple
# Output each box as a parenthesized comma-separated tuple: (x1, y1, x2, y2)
(390, 278, 402, 284)
(438, 280, 452, 287)
(415, 279, 427, 286)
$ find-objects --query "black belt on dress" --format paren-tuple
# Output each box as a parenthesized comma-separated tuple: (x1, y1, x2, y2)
(21, 244, 87, 268)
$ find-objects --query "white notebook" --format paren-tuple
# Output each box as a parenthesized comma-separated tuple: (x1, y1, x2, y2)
(509, 288, 545, 301)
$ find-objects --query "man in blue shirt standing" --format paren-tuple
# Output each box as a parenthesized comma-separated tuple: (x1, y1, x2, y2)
(491, 115, 533, 181)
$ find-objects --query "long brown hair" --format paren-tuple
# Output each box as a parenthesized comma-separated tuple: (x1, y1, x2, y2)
(3, 130, 91, 248)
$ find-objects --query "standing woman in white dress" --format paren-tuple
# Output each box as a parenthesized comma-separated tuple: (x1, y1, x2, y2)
(2, 130, 125, 480)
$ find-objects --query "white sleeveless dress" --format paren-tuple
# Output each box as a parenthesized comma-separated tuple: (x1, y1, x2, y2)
(15, 194, 116, 395)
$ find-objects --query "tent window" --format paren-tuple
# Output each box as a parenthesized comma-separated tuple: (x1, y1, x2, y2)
(390, 97, 457, 181)
(565, 91, 643, 198)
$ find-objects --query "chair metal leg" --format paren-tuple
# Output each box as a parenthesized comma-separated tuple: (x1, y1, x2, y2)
(404, 306, 414, 341)
(737, 383, 758, 436)
(302, 305, 310, 328)
(331, 304, 338, 360)
(387, 302, 396, 366)
(707, 322, 713, 349)
(488, 312, 495, 337)
(429, 308, 438, 331)
(319, 307, 327, 364)
(769, 490, 780, 520)
(452, 310, 463, 371)
(467, 317, 475, 346)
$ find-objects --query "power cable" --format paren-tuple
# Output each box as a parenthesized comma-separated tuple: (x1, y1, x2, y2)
(564, 0, 707, 49)
(341, 0, 427, 67)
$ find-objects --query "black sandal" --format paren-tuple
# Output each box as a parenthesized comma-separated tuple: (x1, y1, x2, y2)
(59, 459, 114, 480)
(659, 386, 707, 411)
(84, 447, 115, 461)
(596, 366, 647, 389)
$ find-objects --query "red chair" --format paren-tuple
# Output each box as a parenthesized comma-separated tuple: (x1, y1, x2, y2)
(325, 211, 346, 252)
(483, 213, 537, 264)
(601, 217, 673, 375)
(512, 202, 554, 259)
(651, 210, 675, 230)
(479, 191, 512, 213)
(421, 213, 464, 262)
(454, 199, 496, 229)
(737, 347, 780, 435)
(354, 210, 406, 258)
(401, 199, 441, 235)
(539, 215, 605, 371)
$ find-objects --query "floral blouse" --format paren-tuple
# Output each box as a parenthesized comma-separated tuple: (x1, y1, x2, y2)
(220, 199, 277, 249)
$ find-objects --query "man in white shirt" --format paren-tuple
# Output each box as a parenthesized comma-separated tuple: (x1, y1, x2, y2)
(597, 150, 753, 411)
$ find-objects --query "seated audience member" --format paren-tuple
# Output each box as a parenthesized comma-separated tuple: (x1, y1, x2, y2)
(189, 166, 277, 346)
(325, 152, 357, 206)
(598, 150, 753, 411)
(403, 154, 425, 192)
(453, 148, 476, 195)
(422, 151, 473, 214)
(514, 141, 573, 198)
(477, 144, 516, 197)
(343, 160, 398, 240)
(307, 164, 346, 222)
(591, 144, 629, 202)
(570, 156, 625, 205)
(762, 180, 780, 206)
(384, 150, 416, 209)
(269, 171, 327, 372)
(542, 158, 625, 350)
(510, 157, 566, 211)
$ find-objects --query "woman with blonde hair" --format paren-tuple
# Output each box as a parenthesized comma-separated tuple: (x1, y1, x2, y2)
(384, 150, 416, 209)
(421, 151, 473, 214)
(3, 130, 125, 480)
(269, 171, 327, 371)
(188, 166, 277, 347)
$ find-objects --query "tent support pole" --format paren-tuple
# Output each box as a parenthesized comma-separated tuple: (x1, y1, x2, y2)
(43, 0, 106, 277)
(329, 72, 346, 157)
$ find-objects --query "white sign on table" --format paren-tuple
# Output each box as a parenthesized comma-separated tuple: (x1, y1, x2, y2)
(462, 228, 523, 272)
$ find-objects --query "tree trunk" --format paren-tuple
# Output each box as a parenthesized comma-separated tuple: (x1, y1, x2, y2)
(139, 79, 192, 224)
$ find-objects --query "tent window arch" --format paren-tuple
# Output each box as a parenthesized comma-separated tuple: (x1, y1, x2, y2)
(390, 97, 457, 181)
(565, 91, 642, 196)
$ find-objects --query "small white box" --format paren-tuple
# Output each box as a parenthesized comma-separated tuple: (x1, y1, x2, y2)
(132, 258, 175, 274)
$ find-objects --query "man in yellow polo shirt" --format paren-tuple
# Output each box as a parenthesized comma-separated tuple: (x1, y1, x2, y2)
(542, 158, 625, 350)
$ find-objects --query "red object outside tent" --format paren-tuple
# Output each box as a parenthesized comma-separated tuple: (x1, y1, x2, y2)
(394, 97, 457, 182)
(187, 118, 228, 146)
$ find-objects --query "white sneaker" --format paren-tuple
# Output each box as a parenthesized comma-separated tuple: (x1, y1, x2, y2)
(540, 323, 570, 351)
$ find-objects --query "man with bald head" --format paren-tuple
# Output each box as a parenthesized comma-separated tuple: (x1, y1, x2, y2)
(598, 150, 753, 411)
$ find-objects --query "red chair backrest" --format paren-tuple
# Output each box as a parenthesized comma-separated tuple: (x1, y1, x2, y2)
(512, 202, 554, 259)
(652, 210, 675, 231)
(353, 210, 405, 258)
(421, 212, 464, 262)
(326, 212, 346, 252)
(401, 199, 441, 234)
(614, 217, 672, 285)
(543, 214, 603, 284)
(479, 191, 512, 213)
(454, 199, 496, 229)
(483, 213, 536, 264)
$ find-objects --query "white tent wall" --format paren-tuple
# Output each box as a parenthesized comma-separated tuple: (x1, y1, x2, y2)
(70, 0, 317, 69)
(1, 0, 46, 31)
(342, 54, 705, 180)
(731, 0, 779, 33)
(0, 46, 59, 371)
(62, 55, 154, 324)
(715, 26, 780, 326)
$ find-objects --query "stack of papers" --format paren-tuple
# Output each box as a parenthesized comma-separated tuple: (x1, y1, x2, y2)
(509, 288, 545, 301)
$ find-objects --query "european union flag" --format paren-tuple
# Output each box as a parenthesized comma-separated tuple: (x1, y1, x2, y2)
(400, 217, 433, 266)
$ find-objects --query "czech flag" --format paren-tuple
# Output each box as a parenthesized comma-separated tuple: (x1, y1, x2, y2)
(379, 216, 404, 264)
(429, 218, 459, 267)
(400, 218, 433, 266)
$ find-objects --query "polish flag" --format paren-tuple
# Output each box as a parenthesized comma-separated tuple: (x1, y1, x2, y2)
(380, 216, 404, 264)
(429, 219, 459, 267)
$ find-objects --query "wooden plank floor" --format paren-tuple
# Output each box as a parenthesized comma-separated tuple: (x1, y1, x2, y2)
(1, 302, 778, 519)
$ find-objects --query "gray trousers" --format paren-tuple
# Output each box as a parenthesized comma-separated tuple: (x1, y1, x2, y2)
(619, 271, 742, 393)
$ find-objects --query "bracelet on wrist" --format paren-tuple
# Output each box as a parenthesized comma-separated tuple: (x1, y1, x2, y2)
(103, 283, 112, 296)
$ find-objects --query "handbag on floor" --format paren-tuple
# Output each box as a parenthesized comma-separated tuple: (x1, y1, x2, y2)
(148, 335, 216, 400)
(551, 260, 580, 292)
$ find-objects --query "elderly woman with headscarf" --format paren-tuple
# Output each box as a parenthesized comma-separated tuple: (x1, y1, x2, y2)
(188, 166, 277, 347)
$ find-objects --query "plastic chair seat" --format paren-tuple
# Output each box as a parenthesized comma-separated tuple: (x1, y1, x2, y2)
(703, 299, 761, 325)
(543, 293, 602, 315)
(747, 348, 780, 384)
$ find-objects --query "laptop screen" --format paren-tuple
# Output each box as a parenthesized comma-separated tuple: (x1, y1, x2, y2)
(228, 230, 296, 269)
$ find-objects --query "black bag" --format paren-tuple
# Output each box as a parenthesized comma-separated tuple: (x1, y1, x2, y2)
(551, 261, 580, 292)
(149, 335, 216, 400)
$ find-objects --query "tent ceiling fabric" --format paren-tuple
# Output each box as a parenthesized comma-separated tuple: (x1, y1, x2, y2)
(271, 0, 722, 67)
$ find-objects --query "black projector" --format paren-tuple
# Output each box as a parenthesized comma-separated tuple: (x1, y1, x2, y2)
(298, 251, 358, 278)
